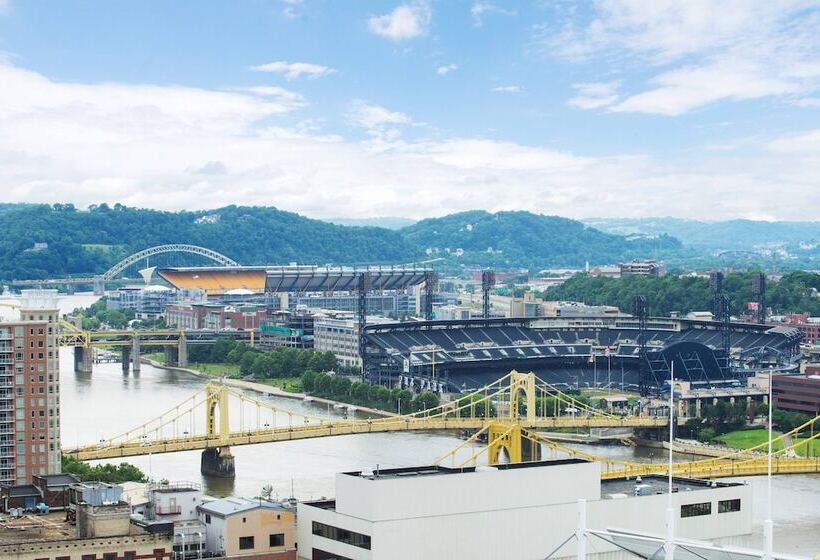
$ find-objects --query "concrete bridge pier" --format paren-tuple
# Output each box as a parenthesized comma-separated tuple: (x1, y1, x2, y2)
(164, 346, 178, 366)
(73, 347, 93, 374)
(132, 337, 141, 373)
(93, 277, 105, 296)
(121, 347, 131, 372)
(201, 446, 235, 477)
(178, 336, 188, 367)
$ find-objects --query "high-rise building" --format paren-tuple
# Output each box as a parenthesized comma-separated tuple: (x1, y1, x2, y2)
(0, 289, 61, 485)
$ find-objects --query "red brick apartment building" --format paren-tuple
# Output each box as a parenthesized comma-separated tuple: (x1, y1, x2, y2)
(0, 290, 61, 486)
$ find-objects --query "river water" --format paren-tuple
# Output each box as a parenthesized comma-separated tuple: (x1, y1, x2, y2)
(2, 293, 818, 555)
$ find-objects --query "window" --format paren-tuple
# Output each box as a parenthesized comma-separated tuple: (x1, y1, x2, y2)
(681, 502, 712, 518)
(312, 549, 353, 560)
(205, 513, 211, 523)
(124, 553, 137, 560)
(239, 536, 255, 550)
(312, 521, 371, 550)
(103, 553, 117, 560)
(718, 499, 741, 513)
(82, 555, 97, 560)
(270, 533, 285, 547)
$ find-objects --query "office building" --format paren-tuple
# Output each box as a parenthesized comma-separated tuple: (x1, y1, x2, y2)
(0, 290, 61, 485)
(297, 459, 751, 560)
(314, 315, 397, 369)
(619, 259, 666, 277)
(772, 373, 820, 415)
(198, 496, 297, 559)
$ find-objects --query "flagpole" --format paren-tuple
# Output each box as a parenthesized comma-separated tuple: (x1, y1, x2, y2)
(664, 361, 675, 560)
(764, 369, 774, 560)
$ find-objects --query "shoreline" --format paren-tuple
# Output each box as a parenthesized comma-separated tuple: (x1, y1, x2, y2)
(142, 358, 397, 418)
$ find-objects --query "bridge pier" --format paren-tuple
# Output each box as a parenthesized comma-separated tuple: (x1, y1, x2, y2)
(521, 434, 542, 462)
(201, 446, 235, 477)
(164, 346, 178, 366)
(93, 277, 105, 296)
(132, 337, 141, 373)
(178, 336, 188, 367)
(121, 347, 131, 372)
(73, 347, 93, 374)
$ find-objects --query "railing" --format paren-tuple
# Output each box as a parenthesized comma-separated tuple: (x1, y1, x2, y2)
(155, 505, 183, 515)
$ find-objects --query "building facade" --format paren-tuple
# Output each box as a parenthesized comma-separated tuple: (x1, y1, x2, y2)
(314, 316, 396, 369)
(619, 259, 666, 276)
(772, 373, 820, 415)
(297, 460, 752, 560)
(0, 290, 61, 485)
(107, 285, 179, 319)
(198, 496, 296, 559)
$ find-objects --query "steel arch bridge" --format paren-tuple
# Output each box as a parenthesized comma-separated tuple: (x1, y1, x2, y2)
(102, 244, 239, 280)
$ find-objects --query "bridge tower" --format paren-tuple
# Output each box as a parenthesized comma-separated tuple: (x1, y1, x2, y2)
(201, 384, 235, 477)
(489, 371, 541, 463)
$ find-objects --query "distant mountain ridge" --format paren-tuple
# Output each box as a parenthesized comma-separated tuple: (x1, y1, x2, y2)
(324, 217, 417, 230)
(585, 217, 820, 251)
(0, 204, 683, 280)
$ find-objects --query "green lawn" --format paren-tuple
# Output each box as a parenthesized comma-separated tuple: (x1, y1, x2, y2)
(251, 377, 303, 393)
(188, 363, 241, 378)
(143, 352, 165, 363)
(715, 429, 785, 452)
(791, 436, 820, 458)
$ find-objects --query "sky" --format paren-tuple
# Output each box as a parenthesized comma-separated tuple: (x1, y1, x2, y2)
(1, 0, 819, 221)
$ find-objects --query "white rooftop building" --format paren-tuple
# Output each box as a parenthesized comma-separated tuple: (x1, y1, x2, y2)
(297, 459, 752, 560)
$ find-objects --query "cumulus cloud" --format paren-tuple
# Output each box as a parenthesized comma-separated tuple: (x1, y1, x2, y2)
(368, 1, 431, 40)
(543, 1, 820, 115)
(250, 60, 336, 80)
(436, 64, 458, 76)
(1, 62, 818, 220)
(568, 81, 621, 109)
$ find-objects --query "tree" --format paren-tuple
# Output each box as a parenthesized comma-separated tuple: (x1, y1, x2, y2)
(301, 370, 318, 392)
(412, 391, 440, 412)
(330, 376, 352, 400)
(239, 351, 258, 376)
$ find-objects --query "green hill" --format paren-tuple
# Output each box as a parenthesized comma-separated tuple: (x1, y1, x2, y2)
(0, 204, 683, 281)
(401, 210, 682, 269)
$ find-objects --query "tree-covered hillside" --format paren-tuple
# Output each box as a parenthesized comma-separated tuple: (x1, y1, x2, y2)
(0, 204, 416, 280)
(402, 210, 682, 269)
(541, 271, 820, 317)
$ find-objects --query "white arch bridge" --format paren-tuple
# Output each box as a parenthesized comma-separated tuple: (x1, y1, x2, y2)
(7, 244, 239, 293)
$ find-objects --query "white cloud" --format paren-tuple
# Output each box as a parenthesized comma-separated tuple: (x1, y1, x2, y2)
(347, 100, 412, 140)
(0, 0, 7, 15)
(492, 85, 522, 93)
(545, 1, 820, 115)
(436, 64, 458, 76)
(250, 60, 336, 80)
(1, 62, 819, 221)
(568, 81, 621, 109)
(470, 2, 515, 27)
(368, 2, 431, 40)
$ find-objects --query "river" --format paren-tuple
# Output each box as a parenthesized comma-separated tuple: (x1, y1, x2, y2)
(2, 293, 818, 555)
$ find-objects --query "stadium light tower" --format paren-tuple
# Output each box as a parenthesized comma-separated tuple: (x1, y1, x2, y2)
(752, 272, 766, 325)
(481, 270, 496, 319)
(632, 295, 649, 396)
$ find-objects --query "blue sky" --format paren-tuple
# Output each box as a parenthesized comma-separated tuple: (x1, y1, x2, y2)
(1, 1, 819, 220)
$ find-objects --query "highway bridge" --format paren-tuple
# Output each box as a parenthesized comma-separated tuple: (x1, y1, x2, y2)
(7, 244, 239, 294)
(62, 371, 820, 480)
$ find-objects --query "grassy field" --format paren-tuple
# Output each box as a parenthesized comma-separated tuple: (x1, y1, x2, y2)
(188, 363, 241, 377)
(251, 377, 303, 393)
(716, 428, 820, 457)
(714, 429, 785, 452)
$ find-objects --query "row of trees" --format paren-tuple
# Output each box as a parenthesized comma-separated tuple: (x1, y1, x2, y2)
(541, 271, 820, 317)
(301, 370, 440, 413)
(72, 297, 134, 330)
(681, 400, 812, 443)
(188, 339, 338, 379)
(61, 456, 147, 483)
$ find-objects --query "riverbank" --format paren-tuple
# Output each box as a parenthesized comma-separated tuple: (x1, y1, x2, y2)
(142, 358, 397, 418)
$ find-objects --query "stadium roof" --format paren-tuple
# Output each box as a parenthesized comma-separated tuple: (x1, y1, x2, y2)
(158, 265, 432, 295)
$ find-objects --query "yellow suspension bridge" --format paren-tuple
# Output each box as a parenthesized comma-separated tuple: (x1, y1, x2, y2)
(62, 371, 820, 480)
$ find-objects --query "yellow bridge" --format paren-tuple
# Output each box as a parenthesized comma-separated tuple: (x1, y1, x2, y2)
(62, 371, 820, 480)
